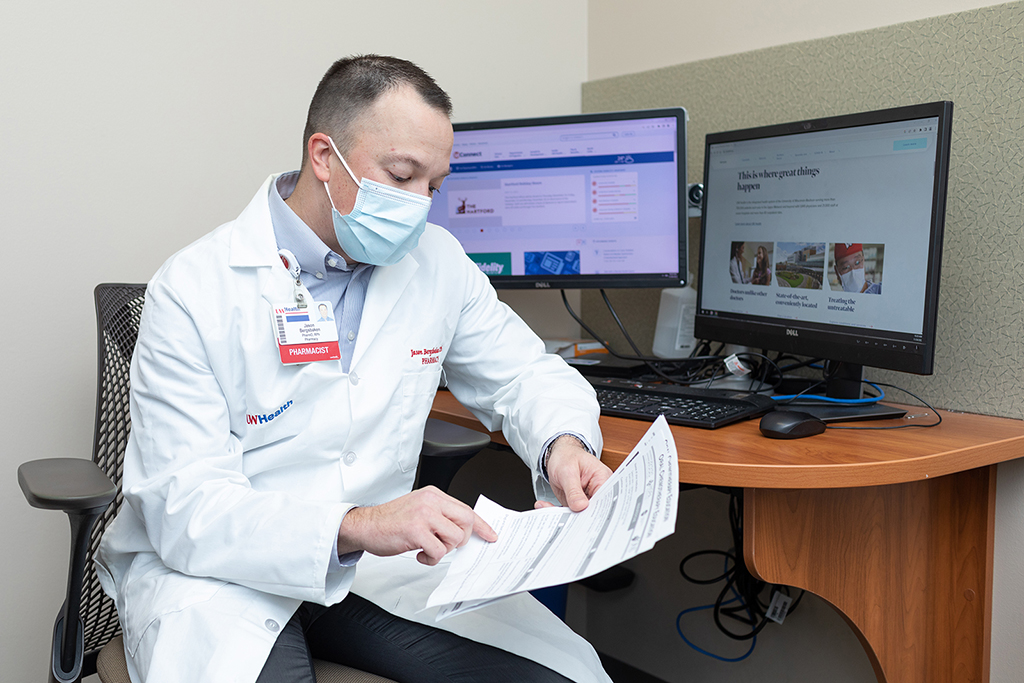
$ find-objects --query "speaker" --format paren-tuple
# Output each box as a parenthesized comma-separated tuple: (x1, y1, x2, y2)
(686, 182, 703, 217)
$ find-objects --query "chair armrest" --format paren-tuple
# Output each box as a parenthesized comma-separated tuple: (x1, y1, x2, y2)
(416, 418, 491, 492)
(18, 458, 116, 512)
(18, 458, 116, 681)
(420, 418, 491, 459)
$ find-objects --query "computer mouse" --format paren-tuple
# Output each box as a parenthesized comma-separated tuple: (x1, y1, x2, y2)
(759, 410, 827, 439)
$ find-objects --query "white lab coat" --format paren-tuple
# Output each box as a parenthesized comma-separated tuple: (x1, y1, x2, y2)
(96, 175, 608, 683)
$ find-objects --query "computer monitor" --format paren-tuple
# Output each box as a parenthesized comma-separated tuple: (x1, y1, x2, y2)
(694, 101, 953, 398)
(426, 108, 688, 289)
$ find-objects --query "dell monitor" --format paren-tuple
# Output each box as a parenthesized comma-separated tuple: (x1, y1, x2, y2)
(426, 108, 688, 289)
(694, 101, 953, 400)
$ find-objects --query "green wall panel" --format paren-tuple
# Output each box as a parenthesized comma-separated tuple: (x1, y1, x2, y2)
(581, 1, 1024, 418)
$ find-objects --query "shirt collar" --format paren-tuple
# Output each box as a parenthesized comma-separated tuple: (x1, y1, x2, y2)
(269, 170, 353, 275)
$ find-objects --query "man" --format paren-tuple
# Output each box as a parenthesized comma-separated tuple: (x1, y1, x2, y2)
(833, 242, 881, 294)
(97, 55, 612, 683)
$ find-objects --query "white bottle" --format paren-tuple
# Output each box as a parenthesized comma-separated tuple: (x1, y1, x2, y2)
(652, 275, 698, 359)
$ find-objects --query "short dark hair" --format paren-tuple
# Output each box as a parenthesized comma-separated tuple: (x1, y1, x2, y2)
(301, 55, 452, 165)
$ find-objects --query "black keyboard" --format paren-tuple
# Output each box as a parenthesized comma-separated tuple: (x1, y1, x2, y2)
(588, 377, 776, 429)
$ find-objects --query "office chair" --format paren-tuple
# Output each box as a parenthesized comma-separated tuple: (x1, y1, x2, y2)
(18, 283, 491, 683)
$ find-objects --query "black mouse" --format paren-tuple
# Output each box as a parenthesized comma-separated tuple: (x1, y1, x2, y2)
(759, 410, 827, 439)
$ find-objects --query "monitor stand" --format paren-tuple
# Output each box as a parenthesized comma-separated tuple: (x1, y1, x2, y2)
(775, 362, 907, 424)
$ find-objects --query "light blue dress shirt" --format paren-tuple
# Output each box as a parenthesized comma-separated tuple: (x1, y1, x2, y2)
(270, 171, 373, 375)
(269, 171, 369, 567)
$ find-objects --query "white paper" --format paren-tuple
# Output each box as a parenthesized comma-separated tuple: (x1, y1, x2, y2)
(427, 415, 678, 620)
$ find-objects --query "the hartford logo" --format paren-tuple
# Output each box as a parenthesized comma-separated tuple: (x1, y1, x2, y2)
(456, 198, 495, 215)
(246, 400, 293, 426)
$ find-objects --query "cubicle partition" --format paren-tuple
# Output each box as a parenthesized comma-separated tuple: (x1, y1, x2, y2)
(581, 1, 1024, 421)
(572, 4, 1024, 682)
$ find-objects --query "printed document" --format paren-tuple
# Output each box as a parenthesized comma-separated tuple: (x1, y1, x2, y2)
(427, 416, 678, 620)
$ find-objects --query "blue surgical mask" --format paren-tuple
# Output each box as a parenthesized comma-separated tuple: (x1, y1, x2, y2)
(324, 137, 431, 266)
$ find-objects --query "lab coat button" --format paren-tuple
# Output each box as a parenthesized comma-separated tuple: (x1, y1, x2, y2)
(344, 452, 357, 465)
(265, 619, 279, 632)
(350, 372, 359, 385)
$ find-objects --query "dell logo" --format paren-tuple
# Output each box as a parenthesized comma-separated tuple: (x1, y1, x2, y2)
(534, 282, 551, 288)
(786, 329, 799, 337)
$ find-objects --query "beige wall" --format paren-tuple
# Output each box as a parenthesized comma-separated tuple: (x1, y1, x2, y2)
(0, 2, 586, 677)
(589, 0, 1006, 80)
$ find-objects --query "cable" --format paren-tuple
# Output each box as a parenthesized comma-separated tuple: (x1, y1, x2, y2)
(677, 597, 757, 662)
(558, 290, 718, 367)
(777, 356, 822, 373)
(773, 382, 885, 404)
(676, 490, 806, 661)
(599, 289, 649, 362)
(558, 290, 725, 385)
(599, 288, 696, 384)
(826, 381, 943, 430)
(676, 555, 757, 662)
(679, 550, 734, 584)
(730, 351, 784, 393)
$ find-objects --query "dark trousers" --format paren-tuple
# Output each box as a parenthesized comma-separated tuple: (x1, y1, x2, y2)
(256, 595, 575, 683)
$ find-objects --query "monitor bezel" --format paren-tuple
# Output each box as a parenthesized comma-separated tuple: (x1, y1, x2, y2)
(693, 101, 953, 376)
(443, 107, 689, 289)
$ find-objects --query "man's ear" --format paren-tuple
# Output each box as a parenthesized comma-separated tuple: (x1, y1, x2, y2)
(307, 133, 333, 183)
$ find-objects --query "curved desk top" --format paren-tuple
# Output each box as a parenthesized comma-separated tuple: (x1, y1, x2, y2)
(430, 390, 1024, 489)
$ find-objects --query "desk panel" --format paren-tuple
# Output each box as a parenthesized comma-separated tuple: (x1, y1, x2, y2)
(430, 390, 1024, 683)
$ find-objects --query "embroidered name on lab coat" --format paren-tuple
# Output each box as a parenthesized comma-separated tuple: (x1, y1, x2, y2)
(411, 346, 443, 365)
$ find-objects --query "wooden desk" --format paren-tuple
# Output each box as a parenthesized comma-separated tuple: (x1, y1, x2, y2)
(431, 391, 1024, 683)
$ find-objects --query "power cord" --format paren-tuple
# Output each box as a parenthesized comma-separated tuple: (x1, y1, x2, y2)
(825, 381, 943, 430)
(676, 555, 757, 663)
(676, 490, 805, 661)
(773, 362, 943, 429)
(557, 293, 945, 428)
(560, 290, 784, 390)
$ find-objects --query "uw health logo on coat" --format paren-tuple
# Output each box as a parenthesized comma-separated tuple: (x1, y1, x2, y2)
(246, 400, 294, 426)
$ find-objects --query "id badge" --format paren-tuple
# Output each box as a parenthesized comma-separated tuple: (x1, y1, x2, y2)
(271, 301, 341, 364)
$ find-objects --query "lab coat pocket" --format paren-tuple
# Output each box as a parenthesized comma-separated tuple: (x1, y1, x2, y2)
(123, 560, 226, 656)
(396, 368, 443, 472)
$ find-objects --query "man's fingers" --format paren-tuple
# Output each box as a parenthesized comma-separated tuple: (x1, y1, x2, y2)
(582, 463, 613, 497)
(339, 487, 499, 563)
(556, 476, 590, 512)
(434, 514, 478, 552)
(416, 535, 449, 566)
(472, 513, 497, 543)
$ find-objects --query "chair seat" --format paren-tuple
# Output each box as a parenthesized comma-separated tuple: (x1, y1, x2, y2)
(96, 635, 399, 683)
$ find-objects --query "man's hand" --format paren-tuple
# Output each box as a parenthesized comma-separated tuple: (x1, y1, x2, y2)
(337, 486, 497, 566)
(536, 435, 613, 512)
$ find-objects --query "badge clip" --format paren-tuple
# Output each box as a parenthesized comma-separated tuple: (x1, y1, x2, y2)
(278, 249, 307, 309)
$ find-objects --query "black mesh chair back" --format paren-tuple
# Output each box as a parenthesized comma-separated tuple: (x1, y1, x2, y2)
(82, 283, 147, 663)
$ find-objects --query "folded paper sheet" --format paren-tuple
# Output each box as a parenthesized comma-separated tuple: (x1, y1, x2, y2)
(428, 416, 678, 620)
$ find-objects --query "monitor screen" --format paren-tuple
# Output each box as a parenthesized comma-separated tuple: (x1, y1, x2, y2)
(427, 108, 688, 289)
(694, 101, 953, 377)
